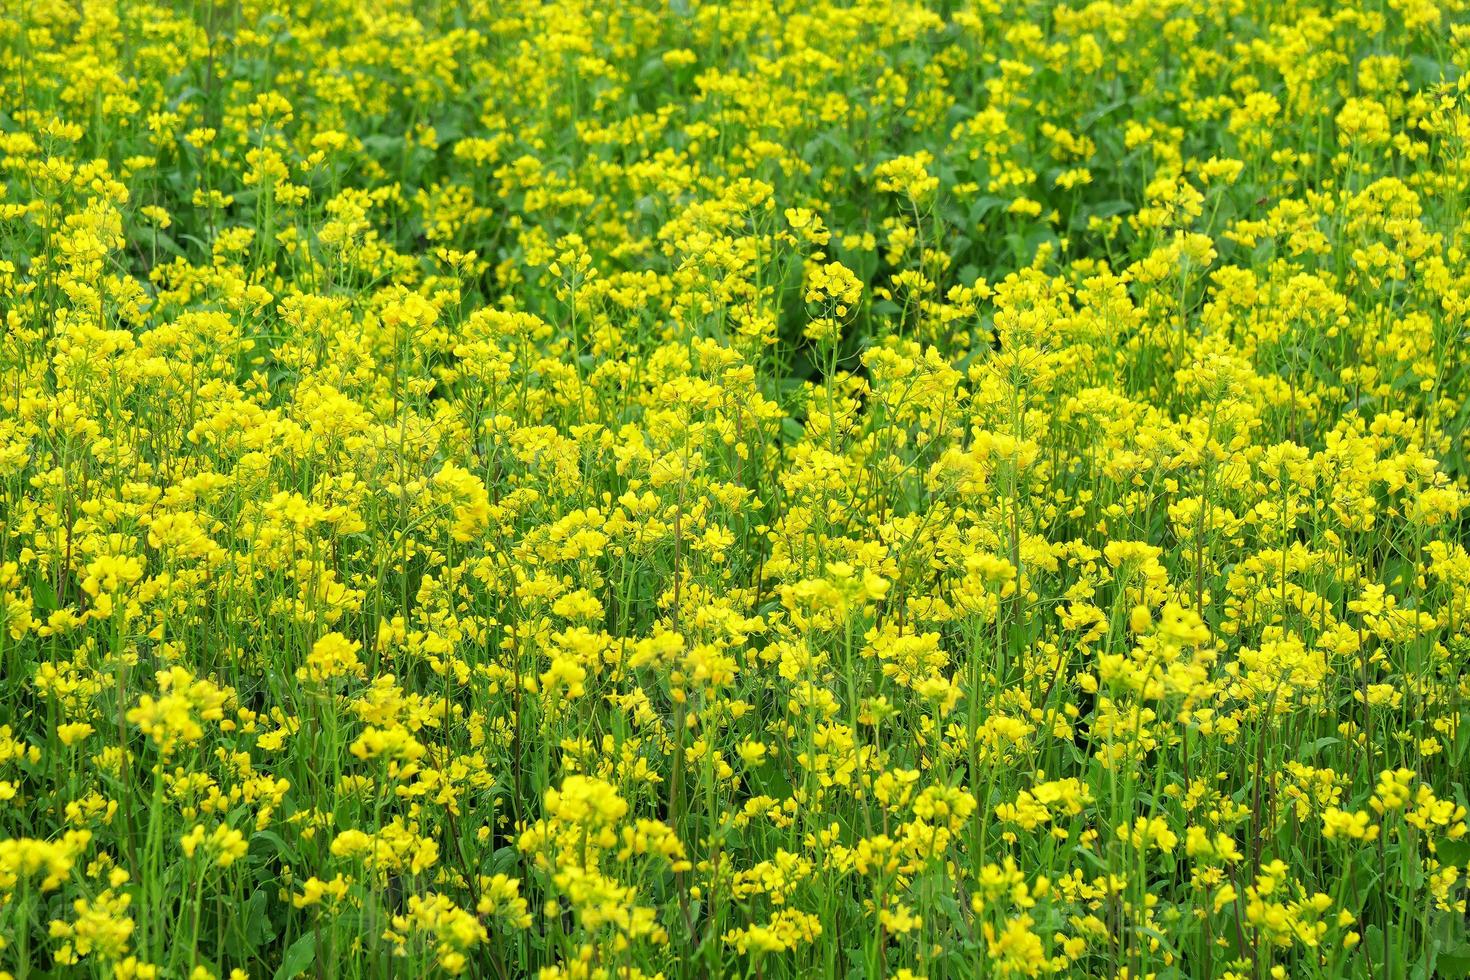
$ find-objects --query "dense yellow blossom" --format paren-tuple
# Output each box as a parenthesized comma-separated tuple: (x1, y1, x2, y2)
(0, 0, 1468, 977)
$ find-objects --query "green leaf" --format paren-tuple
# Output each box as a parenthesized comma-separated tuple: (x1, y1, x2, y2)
(245, 889, 275, 946)
(1364, 924, 1386, 965)
(1303, 736, 1339, 760)
(1084, 199, 1134, 220)
(251, 829, 299, 865)
(1437, 838, 1470, 868)
(224, 889, 275, 959)
(150, 231, 186, 258)
(1439, 947, 1470, 980)
(31, 575, 58, 612)
(273, 932, 317, 980)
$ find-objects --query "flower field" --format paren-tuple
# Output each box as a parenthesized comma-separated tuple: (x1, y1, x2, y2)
(2, 0, 1470, 977)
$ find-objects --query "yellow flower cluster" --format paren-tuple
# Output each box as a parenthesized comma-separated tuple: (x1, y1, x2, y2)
(0, 0, 1469, 978)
